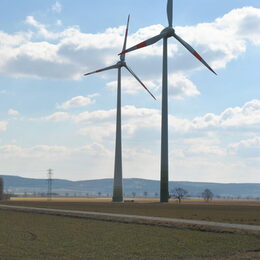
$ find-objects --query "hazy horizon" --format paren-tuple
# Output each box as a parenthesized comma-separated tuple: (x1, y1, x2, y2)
(1, 174, 260, 185)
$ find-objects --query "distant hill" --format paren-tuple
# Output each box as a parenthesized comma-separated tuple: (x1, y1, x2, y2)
(1, 175, 260, 198)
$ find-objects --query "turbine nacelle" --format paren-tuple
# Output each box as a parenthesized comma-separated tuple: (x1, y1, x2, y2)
(160, 27, 175, 38)
(117, 61, 126, 67)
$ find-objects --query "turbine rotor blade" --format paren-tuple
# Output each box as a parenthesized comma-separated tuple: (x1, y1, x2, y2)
(173, 33, 217, 75)
(121, 15, 130, 60)
(167, 0, 173, 27)
(84, 64, 118, 76)
(119, 33, 163, 55)
(125, 64, 156, 100)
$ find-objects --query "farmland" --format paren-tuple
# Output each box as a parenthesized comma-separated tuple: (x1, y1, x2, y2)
(2, 198, 260, 225)
(0, 209, 259, 260)
(1, 199, 260, 259)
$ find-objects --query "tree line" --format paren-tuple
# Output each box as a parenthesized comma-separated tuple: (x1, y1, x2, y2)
(0, 177, 213, 202)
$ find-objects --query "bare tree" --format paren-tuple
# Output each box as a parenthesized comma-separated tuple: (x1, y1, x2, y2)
(171, 188, 188, 204)
(132, 192, 136, 198)
(0, 177, 3, 200)
(98, 192, 102, 197)
(143, 191, 148, 198)
(202, 189, 214, 202)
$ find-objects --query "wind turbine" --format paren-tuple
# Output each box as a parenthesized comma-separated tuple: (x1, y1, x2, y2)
(120, 0, 216, 202)
(84, 15, 155, 202)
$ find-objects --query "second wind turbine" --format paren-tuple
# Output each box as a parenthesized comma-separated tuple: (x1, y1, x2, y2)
(84, 15, 155, 202)
(120, 0, 216, 202)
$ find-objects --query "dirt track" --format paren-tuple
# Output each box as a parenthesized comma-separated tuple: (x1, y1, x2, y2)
(1, 204, 260, 233)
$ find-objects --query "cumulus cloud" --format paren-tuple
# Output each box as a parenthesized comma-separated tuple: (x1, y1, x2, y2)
(0, 7, 260, 87)
(43, 112, 71, 122)
(74, 108, 116, 124)
(190, 99, 260, 131)
(0, 31, 31, 48)
(228, 136, 260, 158)
(182, 142, 226, 157)
(25, 16, 57, 39)
(78, 124, 115, 142)
(57, 94, 97, 110)
(41, 99, 260, 141)
(0, 143, 111, 159)
(75, 105, 188, 140)
(56, 20, 62, 26)
(106, 72, 199, 99)
(8, 109, 19, 116)
(52, 1, 62, 13)
(106, 76, 157, 95)
(86, 99, 260, 136)
(2, 98, 260, 181)
(0, 121, 7, 132)
(168, 73, 200, 99)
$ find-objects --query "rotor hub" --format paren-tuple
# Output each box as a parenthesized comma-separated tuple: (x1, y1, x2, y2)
(160, 27, 175, 37)
(117, 61, 126, 67)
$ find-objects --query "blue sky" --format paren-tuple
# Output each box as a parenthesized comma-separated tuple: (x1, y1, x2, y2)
(0, 0, 259, 183)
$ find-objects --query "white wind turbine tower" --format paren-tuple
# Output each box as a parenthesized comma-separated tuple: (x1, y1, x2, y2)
(84, 15, 155, 202)
(120, 0, 216, 202)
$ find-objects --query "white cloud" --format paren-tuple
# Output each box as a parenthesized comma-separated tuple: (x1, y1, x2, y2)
(25, 16, 39, 27)
(0, 121, 7, 132)
(78, 124, 115, 141)
(56, 20, 62, 26)
(8, 109, 20, 116)
(25, 16, 57, 39)
(1, 98, 260, 182)
(190, 99, 260, 131)
(75, 105, 188, 140)
(168, 73, 200, 99)
(228, 136, 260, 159)
(0, 31, 31, 47)
(57, 94, 97, 110)
(0, 143, 110, 159)
(52, 1, 62, 13)
(77, 143, 112, 157)
(41, 99, 260, 140)
(106, 72, 199, 99)
(74, 108, 116, 124)
(180, 137, 226, 157)
(0, 7, 260, 85)
(43, 112, 71, 122)
(106, 77, 157, 95)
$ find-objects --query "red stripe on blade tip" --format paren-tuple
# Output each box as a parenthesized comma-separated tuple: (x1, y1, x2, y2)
(137, 41, 147, 49)
(193, 51, 202, 61)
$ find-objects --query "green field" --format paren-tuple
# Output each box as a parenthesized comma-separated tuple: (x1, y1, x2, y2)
(0, 209, 259, 260)
(3, 199, 260, 225)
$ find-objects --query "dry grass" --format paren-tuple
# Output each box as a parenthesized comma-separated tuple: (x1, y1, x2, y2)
(11, 197, 260, 205)
(4, 198, 260, 225)
(11, 197, 113, 202)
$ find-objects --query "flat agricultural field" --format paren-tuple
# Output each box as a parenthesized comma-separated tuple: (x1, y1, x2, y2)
(2, 198, 260, 225)
(0, 209, 259, 260)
